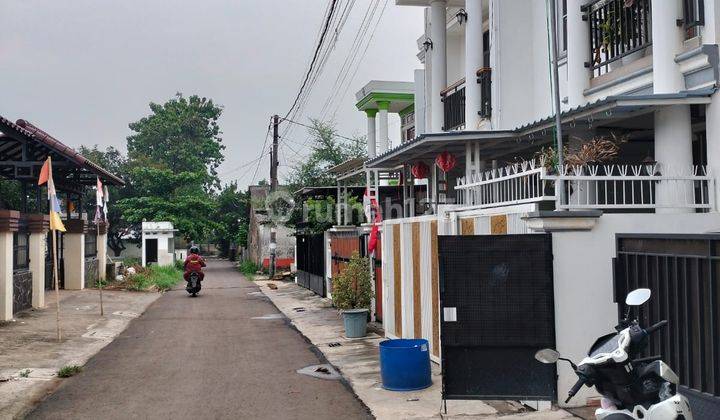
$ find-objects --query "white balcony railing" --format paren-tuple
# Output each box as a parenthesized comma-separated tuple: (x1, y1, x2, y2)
(455, 160, 555, 209)
(548, 164, 715, 211)
(456, 161, 716, 212)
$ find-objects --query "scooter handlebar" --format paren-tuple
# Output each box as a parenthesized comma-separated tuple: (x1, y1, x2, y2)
(565, 378, 585, 403)
(644, 320, 668, 335)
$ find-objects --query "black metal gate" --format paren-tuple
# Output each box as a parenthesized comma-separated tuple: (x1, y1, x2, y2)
(296, 233, 325, 296)
(615, 234, 720, 418)
(439, 234, 556, 400)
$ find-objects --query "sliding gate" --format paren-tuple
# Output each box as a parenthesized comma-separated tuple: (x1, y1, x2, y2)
(439, 234, 556, 400)
(296, 233, 325, 296)
(615, 234, 720, 418)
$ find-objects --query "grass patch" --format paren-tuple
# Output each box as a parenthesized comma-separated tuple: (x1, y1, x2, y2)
(238, 260, 260, 280)
(57, 365, 82, 378)
(19, 369, 31, 378)
(126, 265, 183, 292)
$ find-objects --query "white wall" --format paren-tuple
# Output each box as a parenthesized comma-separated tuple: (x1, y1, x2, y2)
(492, 0, 553, 130)
(552, 212, 720, 407)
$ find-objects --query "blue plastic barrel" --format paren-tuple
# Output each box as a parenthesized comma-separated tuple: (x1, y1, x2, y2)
(379, 339, 432, 391)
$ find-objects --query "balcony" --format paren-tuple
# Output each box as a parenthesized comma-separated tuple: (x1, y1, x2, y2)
(583, 0, 652, 77)
(456, 160, 715, 212)
(440, 68, 492, 131)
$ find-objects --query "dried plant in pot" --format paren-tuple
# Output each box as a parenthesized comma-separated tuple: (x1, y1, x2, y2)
(332, 251, 373, 338)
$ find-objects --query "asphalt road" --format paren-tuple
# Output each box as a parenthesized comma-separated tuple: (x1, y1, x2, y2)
(27, 260, 372, 420)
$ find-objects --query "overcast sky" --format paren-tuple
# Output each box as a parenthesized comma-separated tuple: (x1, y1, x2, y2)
(0, 1, 424, 187)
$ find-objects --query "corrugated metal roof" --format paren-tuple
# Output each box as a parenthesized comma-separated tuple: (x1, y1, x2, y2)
(366, 89, 716, 168)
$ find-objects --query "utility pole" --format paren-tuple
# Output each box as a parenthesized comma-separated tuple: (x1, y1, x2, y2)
(549, 0, 565, 209)
(269, 114, 279, 278)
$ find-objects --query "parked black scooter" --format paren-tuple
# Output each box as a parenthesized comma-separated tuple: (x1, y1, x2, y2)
(535, 288, 692, 419)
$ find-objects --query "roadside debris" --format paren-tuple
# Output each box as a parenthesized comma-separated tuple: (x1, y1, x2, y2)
(267, 283, 278, 290)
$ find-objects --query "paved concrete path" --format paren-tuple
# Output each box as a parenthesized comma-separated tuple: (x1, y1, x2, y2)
(27, 260, 371, 420)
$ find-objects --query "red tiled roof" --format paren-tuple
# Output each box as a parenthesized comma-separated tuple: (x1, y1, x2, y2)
(1, 118, 125, 186)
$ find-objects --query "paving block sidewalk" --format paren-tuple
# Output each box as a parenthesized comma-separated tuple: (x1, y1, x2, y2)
(256, 279, 577, 420)
(0, 289, 161, 419)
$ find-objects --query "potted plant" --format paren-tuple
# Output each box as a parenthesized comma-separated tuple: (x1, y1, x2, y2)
(596, 0, 646, 69)
(332, 251, 373, 338)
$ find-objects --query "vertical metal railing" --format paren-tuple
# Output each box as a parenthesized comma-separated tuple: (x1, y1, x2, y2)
(584, 0, 652, 77)
(441, 82, 466, 131)
(615, 235, 720, 415)
(477, 68, 492, 119)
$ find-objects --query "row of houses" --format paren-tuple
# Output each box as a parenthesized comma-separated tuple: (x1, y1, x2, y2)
(0, 117, 124, 321)
(294, 0, 720, 416)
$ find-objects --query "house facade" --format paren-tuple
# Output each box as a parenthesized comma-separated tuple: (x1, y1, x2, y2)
(0, 117, 123, 321)
(247, 185, 295, 271)
(339, 0, 720, 412)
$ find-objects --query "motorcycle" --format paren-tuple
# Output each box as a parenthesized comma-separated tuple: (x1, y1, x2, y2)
(185, 271, 202, 297)
(535, 288, 693, 419)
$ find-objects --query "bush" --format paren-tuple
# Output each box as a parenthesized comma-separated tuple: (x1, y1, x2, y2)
(331, 252, 373, 310)
(57, 365, 82, 378)
(238, 260, 259, 279)
(123, 257, 140, 267)
(126, 265, 182, 291)
(174, 258, 184, 271)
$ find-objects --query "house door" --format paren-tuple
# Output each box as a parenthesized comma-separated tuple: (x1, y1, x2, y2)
(145, 238, 158, 264)
(439, 234, 556, 401)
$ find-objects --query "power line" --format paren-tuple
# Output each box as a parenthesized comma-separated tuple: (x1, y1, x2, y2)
(250, 118, 273, 184)
(329, 0, 389, 120)
(280, 117, 358, 143)
(284, 0, 340, 120)
(319, 0, 381, 119)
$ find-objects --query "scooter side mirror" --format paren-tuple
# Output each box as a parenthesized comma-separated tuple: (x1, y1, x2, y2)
(534, 348, 560, 364)
(625, 288, 651, 306)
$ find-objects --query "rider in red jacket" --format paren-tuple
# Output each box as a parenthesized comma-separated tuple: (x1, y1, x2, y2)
(183, 246, 206, 281)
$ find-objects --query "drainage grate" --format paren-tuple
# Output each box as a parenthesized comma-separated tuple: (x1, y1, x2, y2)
(296, 364, 341, 380)
(328, 342, 342, 347)
(293, 307, 306, 313)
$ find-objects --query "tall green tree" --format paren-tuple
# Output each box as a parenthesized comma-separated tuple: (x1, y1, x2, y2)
(285, 119, 366, 230)
(118, 93, 225, 241)
(285, 119, 365, 191)
(213, 182, 249, 257)
(127, 93, 225, 190)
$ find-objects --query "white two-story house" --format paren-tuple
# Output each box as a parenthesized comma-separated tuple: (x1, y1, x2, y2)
(345, 0, 720, 413)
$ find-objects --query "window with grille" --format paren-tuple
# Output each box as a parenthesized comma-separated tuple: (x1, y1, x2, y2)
(13, 232, 30, 271)
(85, 233, 97, 258)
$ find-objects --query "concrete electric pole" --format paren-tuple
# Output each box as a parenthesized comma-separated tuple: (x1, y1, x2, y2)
(269, 115, 279, 278)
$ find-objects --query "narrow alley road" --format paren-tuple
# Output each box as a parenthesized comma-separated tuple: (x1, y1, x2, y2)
(27, 260, 371, 420)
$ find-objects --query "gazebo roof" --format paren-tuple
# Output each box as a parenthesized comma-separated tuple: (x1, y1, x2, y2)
(0, 116, 125, 191)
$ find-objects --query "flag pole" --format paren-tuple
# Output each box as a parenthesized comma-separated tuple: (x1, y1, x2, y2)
(52, 219, 61, 342)
(98, 227, 104, 316)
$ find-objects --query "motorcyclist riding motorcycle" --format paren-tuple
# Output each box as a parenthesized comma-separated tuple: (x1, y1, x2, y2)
(184, 246, 205, 296)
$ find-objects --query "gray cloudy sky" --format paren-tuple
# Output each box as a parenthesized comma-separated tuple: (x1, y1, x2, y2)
(0, 1, 423, 187)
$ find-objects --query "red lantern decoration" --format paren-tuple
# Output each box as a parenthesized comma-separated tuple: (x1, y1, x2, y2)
(411, 162, 430, 179)
(435, 151, 457, 173)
